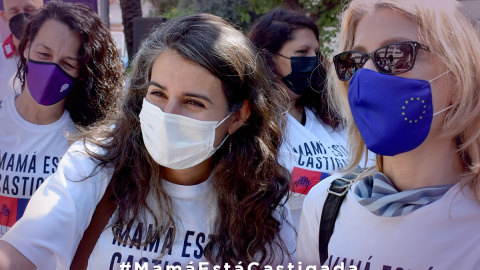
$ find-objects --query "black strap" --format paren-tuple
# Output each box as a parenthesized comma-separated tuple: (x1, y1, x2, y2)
(318, 174, 356, 265)
(70, 180, 115, 270)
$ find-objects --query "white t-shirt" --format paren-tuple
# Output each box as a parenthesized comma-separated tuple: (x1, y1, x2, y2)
(0, 39, 19, 101)
(3, 142, 296, 269)
(278, 108, 349, 229)
(297, 174, 480, 269)
(0, 94, 77, 237)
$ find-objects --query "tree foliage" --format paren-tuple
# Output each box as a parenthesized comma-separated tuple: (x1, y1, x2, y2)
(120, 0, 143, 65)
(141, 0, 344, 56)
(241, 0, 344, 56)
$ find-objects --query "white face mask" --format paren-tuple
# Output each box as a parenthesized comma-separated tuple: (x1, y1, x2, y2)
(139, 98, 231, 170)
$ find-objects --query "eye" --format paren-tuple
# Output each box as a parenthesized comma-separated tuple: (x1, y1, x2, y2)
(9, 11, 19, 17)
(62, 61, 78, 70)
(36, 52, 49, 60)
(25, 8, 36, 15)
(296, 50, 307, 54)
(185, 99, 206, 108)
(150, 90, 167, 99)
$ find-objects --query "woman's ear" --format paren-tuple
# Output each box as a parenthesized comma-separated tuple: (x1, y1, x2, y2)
(23, 39, 31, 59)
(227, 100, 251, 135)
(0, 11, 6, 23)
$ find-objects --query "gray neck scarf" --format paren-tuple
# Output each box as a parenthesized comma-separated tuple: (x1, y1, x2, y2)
(354, 172, 454, 217)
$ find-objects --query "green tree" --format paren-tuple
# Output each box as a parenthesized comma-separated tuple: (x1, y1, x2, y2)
(243, 0, 344, 56)
(299, 0, 344, 56)
(119, 0, 143, 65)
(141, 0, 344, 55)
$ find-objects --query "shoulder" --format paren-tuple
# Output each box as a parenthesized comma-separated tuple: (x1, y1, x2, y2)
(296, 174, 342, 265)
(57, 140, 108, 180)
(445, 183, 480, 214)
(1, 142, 112, 268)
(306, 108, 347, 136)
(303, 174, 340, 214)
(273, 199, 297, 264)
(67, 140, 108, 158)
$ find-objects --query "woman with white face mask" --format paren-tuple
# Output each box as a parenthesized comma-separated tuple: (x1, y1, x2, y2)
(297, 0, 480, 268)
(0, 1, 123, 241)
(0, 13, 295, 269)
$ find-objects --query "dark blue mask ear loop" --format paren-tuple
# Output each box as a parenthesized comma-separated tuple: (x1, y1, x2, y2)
(274, 52, 306, 124)
(309, 57, 325, 94)
(277, 53, 323, 94)
(275, 53, 297, 89)
(273, 52, 295, 90)
(276, 52, 291, 60)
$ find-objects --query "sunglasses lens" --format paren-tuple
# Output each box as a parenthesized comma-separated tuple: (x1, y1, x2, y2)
(335, 52, 363, 81)
(374, 43, 415, 74)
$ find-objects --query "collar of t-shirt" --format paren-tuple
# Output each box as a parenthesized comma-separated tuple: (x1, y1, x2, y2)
(2, 34, 16, 58)
(353, 172, 454, 217)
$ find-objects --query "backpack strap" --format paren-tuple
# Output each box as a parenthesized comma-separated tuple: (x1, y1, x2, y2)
(318, 173, 356, 265)
(70, 179, 115, 270)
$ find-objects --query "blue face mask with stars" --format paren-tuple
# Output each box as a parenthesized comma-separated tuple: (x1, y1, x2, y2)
(348, 68, 451, 156)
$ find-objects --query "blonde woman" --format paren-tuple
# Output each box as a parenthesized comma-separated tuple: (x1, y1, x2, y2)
(297, 0, 480, 268)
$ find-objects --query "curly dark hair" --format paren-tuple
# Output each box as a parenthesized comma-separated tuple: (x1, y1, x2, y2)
(76, 13, 293, 266)
(248, 8, 341, 128)
(15, 1, 124, 127)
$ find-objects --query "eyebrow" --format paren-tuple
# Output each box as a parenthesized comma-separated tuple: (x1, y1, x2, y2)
(148, 81, 166, 90)
(148, 81, 214, 105)
(36, 44, 79, 61)
(352, 37, 415, 52)
(7, 7, 19, 13)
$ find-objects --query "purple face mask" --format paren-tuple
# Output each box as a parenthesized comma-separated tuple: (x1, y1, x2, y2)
(26, 59, 76, 106)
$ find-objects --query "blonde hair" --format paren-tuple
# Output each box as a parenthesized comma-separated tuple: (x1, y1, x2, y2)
(328, 0, 480, 197)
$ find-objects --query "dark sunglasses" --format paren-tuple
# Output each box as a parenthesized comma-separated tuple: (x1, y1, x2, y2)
(333, 41, 430, 81)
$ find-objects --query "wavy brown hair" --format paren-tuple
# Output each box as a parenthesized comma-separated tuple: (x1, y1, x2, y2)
(76, 13, 292, 265)
(15, 1, 124, 127)
(248, 8, 341, 129)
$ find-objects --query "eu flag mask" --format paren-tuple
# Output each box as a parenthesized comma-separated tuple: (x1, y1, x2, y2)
(348, 68, 451, 156)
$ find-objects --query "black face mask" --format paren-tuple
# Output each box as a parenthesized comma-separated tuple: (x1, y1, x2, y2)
(281, 56, 320, 95)
(9, 13, 30, 40)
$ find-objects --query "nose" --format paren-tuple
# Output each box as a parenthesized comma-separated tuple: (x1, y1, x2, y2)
(362, 58, 377, 71)
(307, 50, 317, 57)
(161, 99, 182, 115)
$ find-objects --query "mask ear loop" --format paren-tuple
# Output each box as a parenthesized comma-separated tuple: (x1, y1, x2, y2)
(433, 104, 454, 117)
(212, 112, 234, 151)
(214, 112, 233, 128)
(216, 100, 247, 151)
(24, 44, 33, 73)
(425, 70, 453, 117)
(421, 70, 451, 88)
(26, 42, 33, 62)
(309, 61, 326, 93)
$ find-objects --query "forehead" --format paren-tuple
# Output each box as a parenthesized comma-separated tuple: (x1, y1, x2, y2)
(151, 50, 223, 94)
(353, 8, 421, 50)
(3, 0, 42, 10)
(31, 19, 81, 55)
(283, 28, 318, 47)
